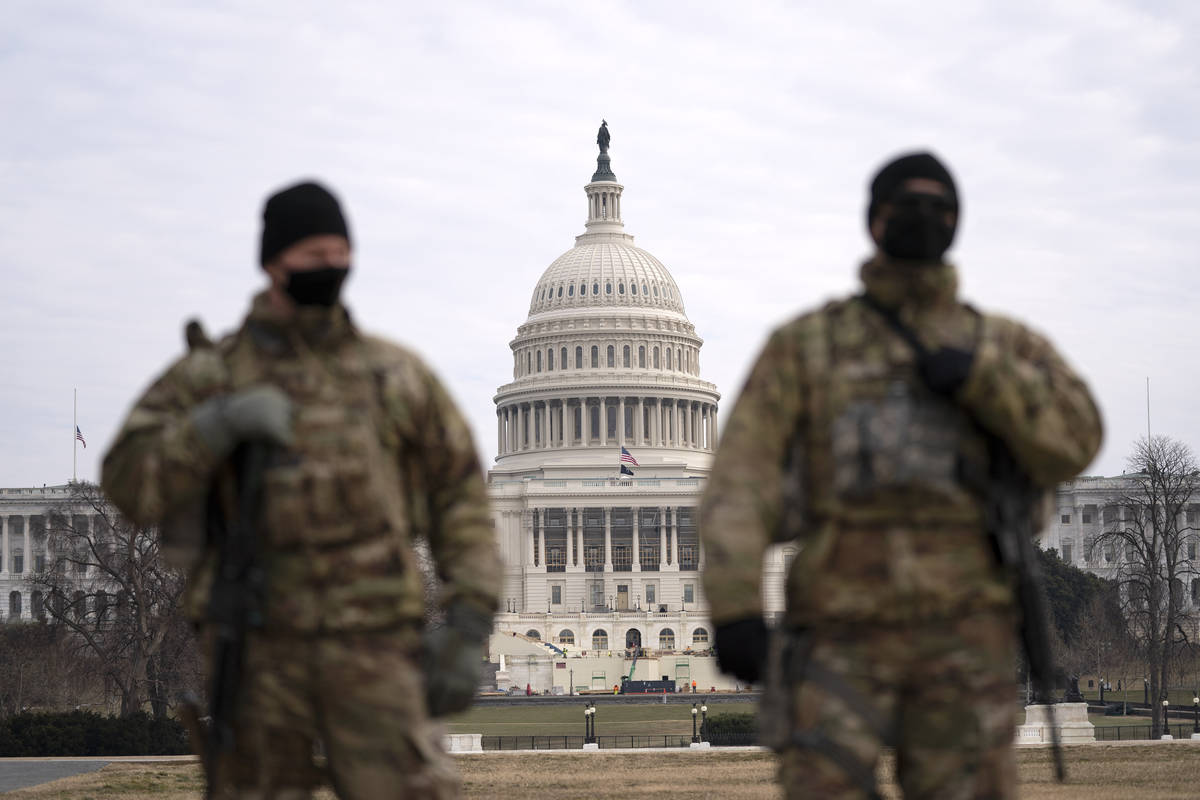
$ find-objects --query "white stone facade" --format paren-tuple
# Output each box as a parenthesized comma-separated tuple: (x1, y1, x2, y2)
(0, 484, 80, 621)
(485, 136, 788, 683)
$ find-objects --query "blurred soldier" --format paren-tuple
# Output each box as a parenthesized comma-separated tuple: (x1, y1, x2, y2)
(700, 153, 1101, 798)
(102, 181, 500, 799)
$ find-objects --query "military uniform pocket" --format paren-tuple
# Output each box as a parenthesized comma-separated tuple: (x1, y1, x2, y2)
(263, 468, 307, 546)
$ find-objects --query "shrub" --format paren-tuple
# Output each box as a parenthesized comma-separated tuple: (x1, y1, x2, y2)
(0, 710, 190, 756)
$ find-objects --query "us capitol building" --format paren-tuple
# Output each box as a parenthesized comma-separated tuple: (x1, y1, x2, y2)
(483, 125, 787, 692)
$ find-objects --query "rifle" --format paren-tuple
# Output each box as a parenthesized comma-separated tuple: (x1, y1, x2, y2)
(857, 294, 1066, 782)
(203, 441, 270, 799)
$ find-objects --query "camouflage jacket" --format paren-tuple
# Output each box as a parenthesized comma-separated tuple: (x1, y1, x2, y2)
(101, 292, 500, 633)
(700, 257, 1102, 627)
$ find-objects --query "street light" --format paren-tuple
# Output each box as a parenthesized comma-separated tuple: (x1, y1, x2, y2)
(1192, 693, 1199, 735)
(691, 703, 699, 743)
(700, 704, 708, 743)
(1162, 697, 1170, 738)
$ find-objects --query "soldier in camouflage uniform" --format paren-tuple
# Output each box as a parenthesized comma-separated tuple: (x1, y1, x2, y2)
(700, 153, 1102, 799)
(102, 181, 500, 799)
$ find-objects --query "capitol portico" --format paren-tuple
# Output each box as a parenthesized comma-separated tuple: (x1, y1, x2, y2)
(484, 126, 787, 693)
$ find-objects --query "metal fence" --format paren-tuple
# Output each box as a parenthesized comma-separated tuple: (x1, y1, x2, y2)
(480, 733, 759, 750)
(1093, 724, 1199, 741)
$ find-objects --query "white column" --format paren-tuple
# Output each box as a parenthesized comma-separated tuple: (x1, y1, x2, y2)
(538, 509, 546, 568)
(676, 402, 683, 448)
(497, 410, 503, 455)
(516, 405, 525, 451)
(528, 511, 536, 566)
(685, 403, 693, 448)
(658, 506, 667, 568)
(568, 507, 576, 565)
(604, 508, 612, 569)
(635, 398, 644, 446)
(632, 508, 640, 572)
(542, 402, 550, 449)
(600, 397, 608, 447)
(671, 508, 680, 566)
(580, 399, 589, 447)
(712, 405, 719, 448)
(1, 515, 7, 575)
(618, 397, 626, 448)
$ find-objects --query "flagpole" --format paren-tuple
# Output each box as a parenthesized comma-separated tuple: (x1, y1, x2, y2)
(73, 387, 77, 483)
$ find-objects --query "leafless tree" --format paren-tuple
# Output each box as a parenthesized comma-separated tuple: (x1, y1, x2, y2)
(27, 481, 193, 718)
(1097, 435, 1200, 734)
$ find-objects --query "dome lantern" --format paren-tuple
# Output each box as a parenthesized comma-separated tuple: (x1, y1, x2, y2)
(583, 120, 626, 239)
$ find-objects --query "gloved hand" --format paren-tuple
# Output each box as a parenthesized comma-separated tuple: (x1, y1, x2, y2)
(714, 616, 770, 685)
(190, 385, 294, 461)
(918, 346, 974, 396)
(423, 601, 494, 717)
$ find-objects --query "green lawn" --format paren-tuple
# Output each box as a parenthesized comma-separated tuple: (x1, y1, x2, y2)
(444, 701, 758, 736)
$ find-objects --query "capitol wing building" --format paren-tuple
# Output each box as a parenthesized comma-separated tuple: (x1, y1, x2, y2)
(484, 131, 787, 693)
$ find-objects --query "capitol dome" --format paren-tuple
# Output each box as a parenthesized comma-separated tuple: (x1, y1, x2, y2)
(492, 124, 720, 473)
(527, 241, 687, 318)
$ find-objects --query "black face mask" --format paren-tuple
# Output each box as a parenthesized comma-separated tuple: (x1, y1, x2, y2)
(284, 266, 349, 307)
(880, 192, 956, 261)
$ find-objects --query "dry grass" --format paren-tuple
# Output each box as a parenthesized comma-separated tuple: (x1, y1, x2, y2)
(5, 744, 1200, 799)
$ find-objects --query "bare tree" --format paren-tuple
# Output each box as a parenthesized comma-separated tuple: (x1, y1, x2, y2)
(1097, 435, 1200, 735)
(27, 481, 192, 718)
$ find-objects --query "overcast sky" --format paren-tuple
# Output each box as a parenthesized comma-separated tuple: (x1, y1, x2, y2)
(2, 0, 1197, 488)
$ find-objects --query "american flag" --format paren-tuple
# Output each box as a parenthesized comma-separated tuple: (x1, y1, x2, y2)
(619, 446, 639, 466)
(75, 426, 87, 448)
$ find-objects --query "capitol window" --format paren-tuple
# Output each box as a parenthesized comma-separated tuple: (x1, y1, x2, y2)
(593, 282, 599, 295)
(643, 283, 648, 295)
(591, 346, 599, 368)
(537, 351, 542, 372)
(659, 629, 675, 650)
(631, 283, 637, 295)
(607, 346, 615, 367)
(653, 285, 659, 296)
(569, 285, 574, 296)
(666, 349, 672, 370)
(557, 286, 563, 298)
(653, 347, 660, 368)
(606, 282, 612, 295)
(547, 349, 554, 370)
(592, 629, 608, 650)
(558, 629, 574, 645)
(576, 347, 583, 368)
(618, 282, 625, 294)
(526, 630, 541, 640)
(639, 346, 646, 368)
(561, 347, 568, 369)
(551, 585, 562, 604)
(683, 584, 694, 603)
(623, 346, 631, 368)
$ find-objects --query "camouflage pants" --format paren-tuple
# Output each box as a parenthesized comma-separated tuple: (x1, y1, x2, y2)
(771, 610, 1017, 800)
(209, 627, 459, 800)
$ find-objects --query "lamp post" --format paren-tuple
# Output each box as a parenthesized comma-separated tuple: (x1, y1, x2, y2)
(691, 703, 699, 743)
(700, 704, 708, 743)
(1162, 697, 1171, 738)
(1192, 694, 1199, 736)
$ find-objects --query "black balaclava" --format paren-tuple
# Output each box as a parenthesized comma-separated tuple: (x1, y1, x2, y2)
(867, 152, 959, 261)
(259, 180, 353, 307)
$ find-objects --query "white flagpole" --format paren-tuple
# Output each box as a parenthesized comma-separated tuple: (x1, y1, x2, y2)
(73, 387, 77, 483)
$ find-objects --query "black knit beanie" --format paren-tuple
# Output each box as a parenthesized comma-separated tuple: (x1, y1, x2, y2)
(259, 180, 351, 266)
(867, 152, 958, 227)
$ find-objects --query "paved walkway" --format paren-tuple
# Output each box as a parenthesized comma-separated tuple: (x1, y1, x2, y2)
(0, 756, 196, 793)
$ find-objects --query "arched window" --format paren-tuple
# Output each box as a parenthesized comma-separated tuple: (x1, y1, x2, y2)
(639, 346, 646, 368)
(526, 629, 541, 640)
(692, 627, 709, 645)
(592, 629, 609, 650)
(666, 348, 672, 370)
(623, 345, 631, 368)
(606, 282, 612, 295)
(593, 282, 600, 296)
(631, 283, 638, 295)
(607, 345, 615, 368)
(537, 351, 542, 372)
(576, 346, 583, 369)
(569, 284, 575, 297)
(653, 347, 660, 369)
(677, 349, 683, 371)
(643, 283, 649, 296)
(547, 349, 554, 371)
(527, 353, 532, 374)
(8, 591, 21, 619)
(658, 628, 676, 650)
(561, 347, 568, 370)
(653, 285, 659, 297)
(558, 629, 575, 645)
(618, 282, 625, 295)
(1061, 538, 1074, 564)
(557, 286, 563, 298)
(31, 590, 44, 621)
(591, 346, 599, 368)
(685, 350, 690, 372)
